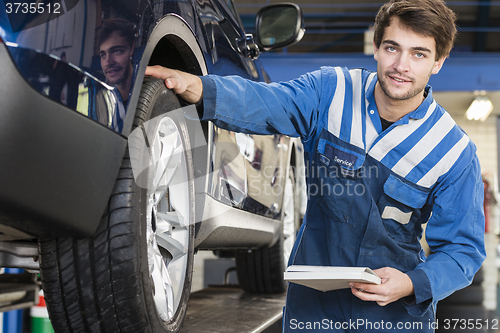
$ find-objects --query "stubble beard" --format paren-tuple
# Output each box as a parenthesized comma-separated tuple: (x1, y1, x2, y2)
(107, 63, 131, 87)
(378, 71, 431, 101)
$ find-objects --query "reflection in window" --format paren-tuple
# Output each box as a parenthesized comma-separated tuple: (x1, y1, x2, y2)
(7, 44, 124, 133)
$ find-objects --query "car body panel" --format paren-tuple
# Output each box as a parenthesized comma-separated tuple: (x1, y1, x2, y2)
(0, 41, 126, 238)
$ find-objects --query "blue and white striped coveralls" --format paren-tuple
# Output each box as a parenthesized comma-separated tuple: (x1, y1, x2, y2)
(200, 66, 486, 332)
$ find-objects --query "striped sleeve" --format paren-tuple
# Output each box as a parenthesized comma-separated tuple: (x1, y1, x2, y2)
(413, 144, 486, 308)
(200, 69, 329, 140)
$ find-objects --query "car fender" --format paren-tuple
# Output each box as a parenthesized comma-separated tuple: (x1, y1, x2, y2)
(122, 13, 209, 137)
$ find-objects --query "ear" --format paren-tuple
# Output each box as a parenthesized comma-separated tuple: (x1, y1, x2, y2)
(128, 41, 136, 59)
(431, 57, 446, 75)
(373, 40, 379, 61)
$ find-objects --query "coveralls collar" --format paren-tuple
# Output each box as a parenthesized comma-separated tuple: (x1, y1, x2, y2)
(366, 73, 435, 127)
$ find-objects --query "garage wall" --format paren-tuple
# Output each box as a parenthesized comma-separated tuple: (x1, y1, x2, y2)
(434, 92, 498, 188)
(453, 116, 498, 184)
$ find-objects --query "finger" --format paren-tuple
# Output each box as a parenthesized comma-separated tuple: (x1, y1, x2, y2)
(145, 65, 166, 78)
(145, 65, 177, 81)
(349, 282, 362, 289)
(145, 67, 182, 91)
(372, 268, 386, 275)
(377, 300, 390, 307)
(351, 287, 389, 305)
(164, 78, 177, 90)
(351, 286, 375, 299)
(349, 282, 378, 293)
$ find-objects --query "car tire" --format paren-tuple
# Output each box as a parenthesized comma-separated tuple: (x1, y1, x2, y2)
(39, 77, 195, 333)
(236, 165, 300, 293)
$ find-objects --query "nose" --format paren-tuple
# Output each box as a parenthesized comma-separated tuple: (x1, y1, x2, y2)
(102, 53, 115, 68)
(394, 53, 410, 73)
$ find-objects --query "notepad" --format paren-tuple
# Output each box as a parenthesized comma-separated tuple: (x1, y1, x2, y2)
(284, 265, 381, 292)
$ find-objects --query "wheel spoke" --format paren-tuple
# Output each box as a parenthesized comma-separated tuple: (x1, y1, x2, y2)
(169, 165, 190, 227)
(164, 278, 175, 320)
(156, 155, 181, 192)
(150, 133, 174, 184)
(165, 252, 188, 313)
(153, 189, 167, 206)
(156, 232, 188, 261)
(148, 237, 170, 321)
(156, 211, 183, 229)
(151, 124, 182, 193)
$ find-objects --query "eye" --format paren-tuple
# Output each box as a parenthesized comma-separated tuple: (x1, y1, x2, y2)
(415, 52, 425, 58)
(386, 46, 396, 53)
(99, 53, 106, 59)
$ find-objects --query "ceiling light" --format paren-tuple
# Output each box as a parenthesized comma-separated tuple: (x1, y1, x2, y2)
(465, 96, 494, 121)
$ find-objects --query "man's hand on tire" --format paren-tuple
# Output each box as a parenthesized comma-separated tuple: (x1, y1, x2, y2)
(146, 65, 203, 104)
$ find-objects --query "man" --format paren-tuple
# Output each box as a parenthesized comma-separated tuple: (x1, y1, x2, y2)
(146, 0, 485, 331)
(98, 18, 136, 132)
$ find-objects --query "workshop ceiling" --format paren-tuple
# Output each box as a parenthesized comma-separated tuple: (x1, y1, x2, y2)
(435, 91, 500, 117)
(237, 0, 500, 54)
(237, 1, 500, 121)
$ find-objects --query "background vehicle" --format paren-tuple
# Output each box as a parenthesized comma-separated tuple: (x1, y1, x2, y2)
(0, 0, 305, 331)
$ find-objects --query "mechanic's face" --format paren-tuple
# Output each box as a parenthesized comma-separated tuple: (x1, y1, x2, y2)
(374, 17, 445, 103)
(100, 31, 134, 86)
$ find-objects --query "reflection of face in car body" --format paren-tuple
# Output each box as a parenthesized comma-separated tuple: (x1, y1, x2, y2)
(100, 32, 133, 86)
(99, 20, 135, 102)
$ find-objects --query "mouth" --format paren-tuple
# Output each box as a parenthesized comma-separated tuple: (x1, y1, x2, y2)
(388, 74, 412, 84)
(106, 67, 123, 76)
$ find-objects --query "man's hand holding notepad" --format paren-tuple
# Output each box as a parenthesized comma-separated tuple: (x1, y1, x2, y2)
(284, 265, 381, 292)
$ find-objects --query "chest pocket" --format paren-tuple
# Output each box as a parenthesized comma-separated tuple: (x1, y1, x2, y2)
(378, 174, 430, 243)
(315, 139, 365, 224)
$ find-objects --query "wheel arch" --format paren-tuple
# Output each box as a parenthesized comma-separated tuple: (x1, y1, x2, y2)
(123, 14, 212, 210)
(123, 14, 209, 138)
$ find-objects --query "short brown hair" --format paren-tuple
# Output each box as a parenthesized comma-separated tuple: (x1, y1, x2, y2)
(99, 18, 136, 49)
(373, 0, 457, 60)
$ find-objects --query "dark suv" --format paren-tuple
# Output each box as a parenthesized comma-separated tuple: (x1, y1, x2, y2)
(0, 0, 305, 331)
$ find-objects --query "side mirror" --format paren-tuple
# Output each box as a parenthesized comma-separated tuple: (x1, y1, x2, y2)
(255, 3, 305, 52)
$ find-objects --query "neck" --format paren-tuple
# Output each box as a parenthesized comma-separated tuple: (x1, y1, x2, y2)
(374, 82, 425, 122)
(116, 73, 133, 103)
